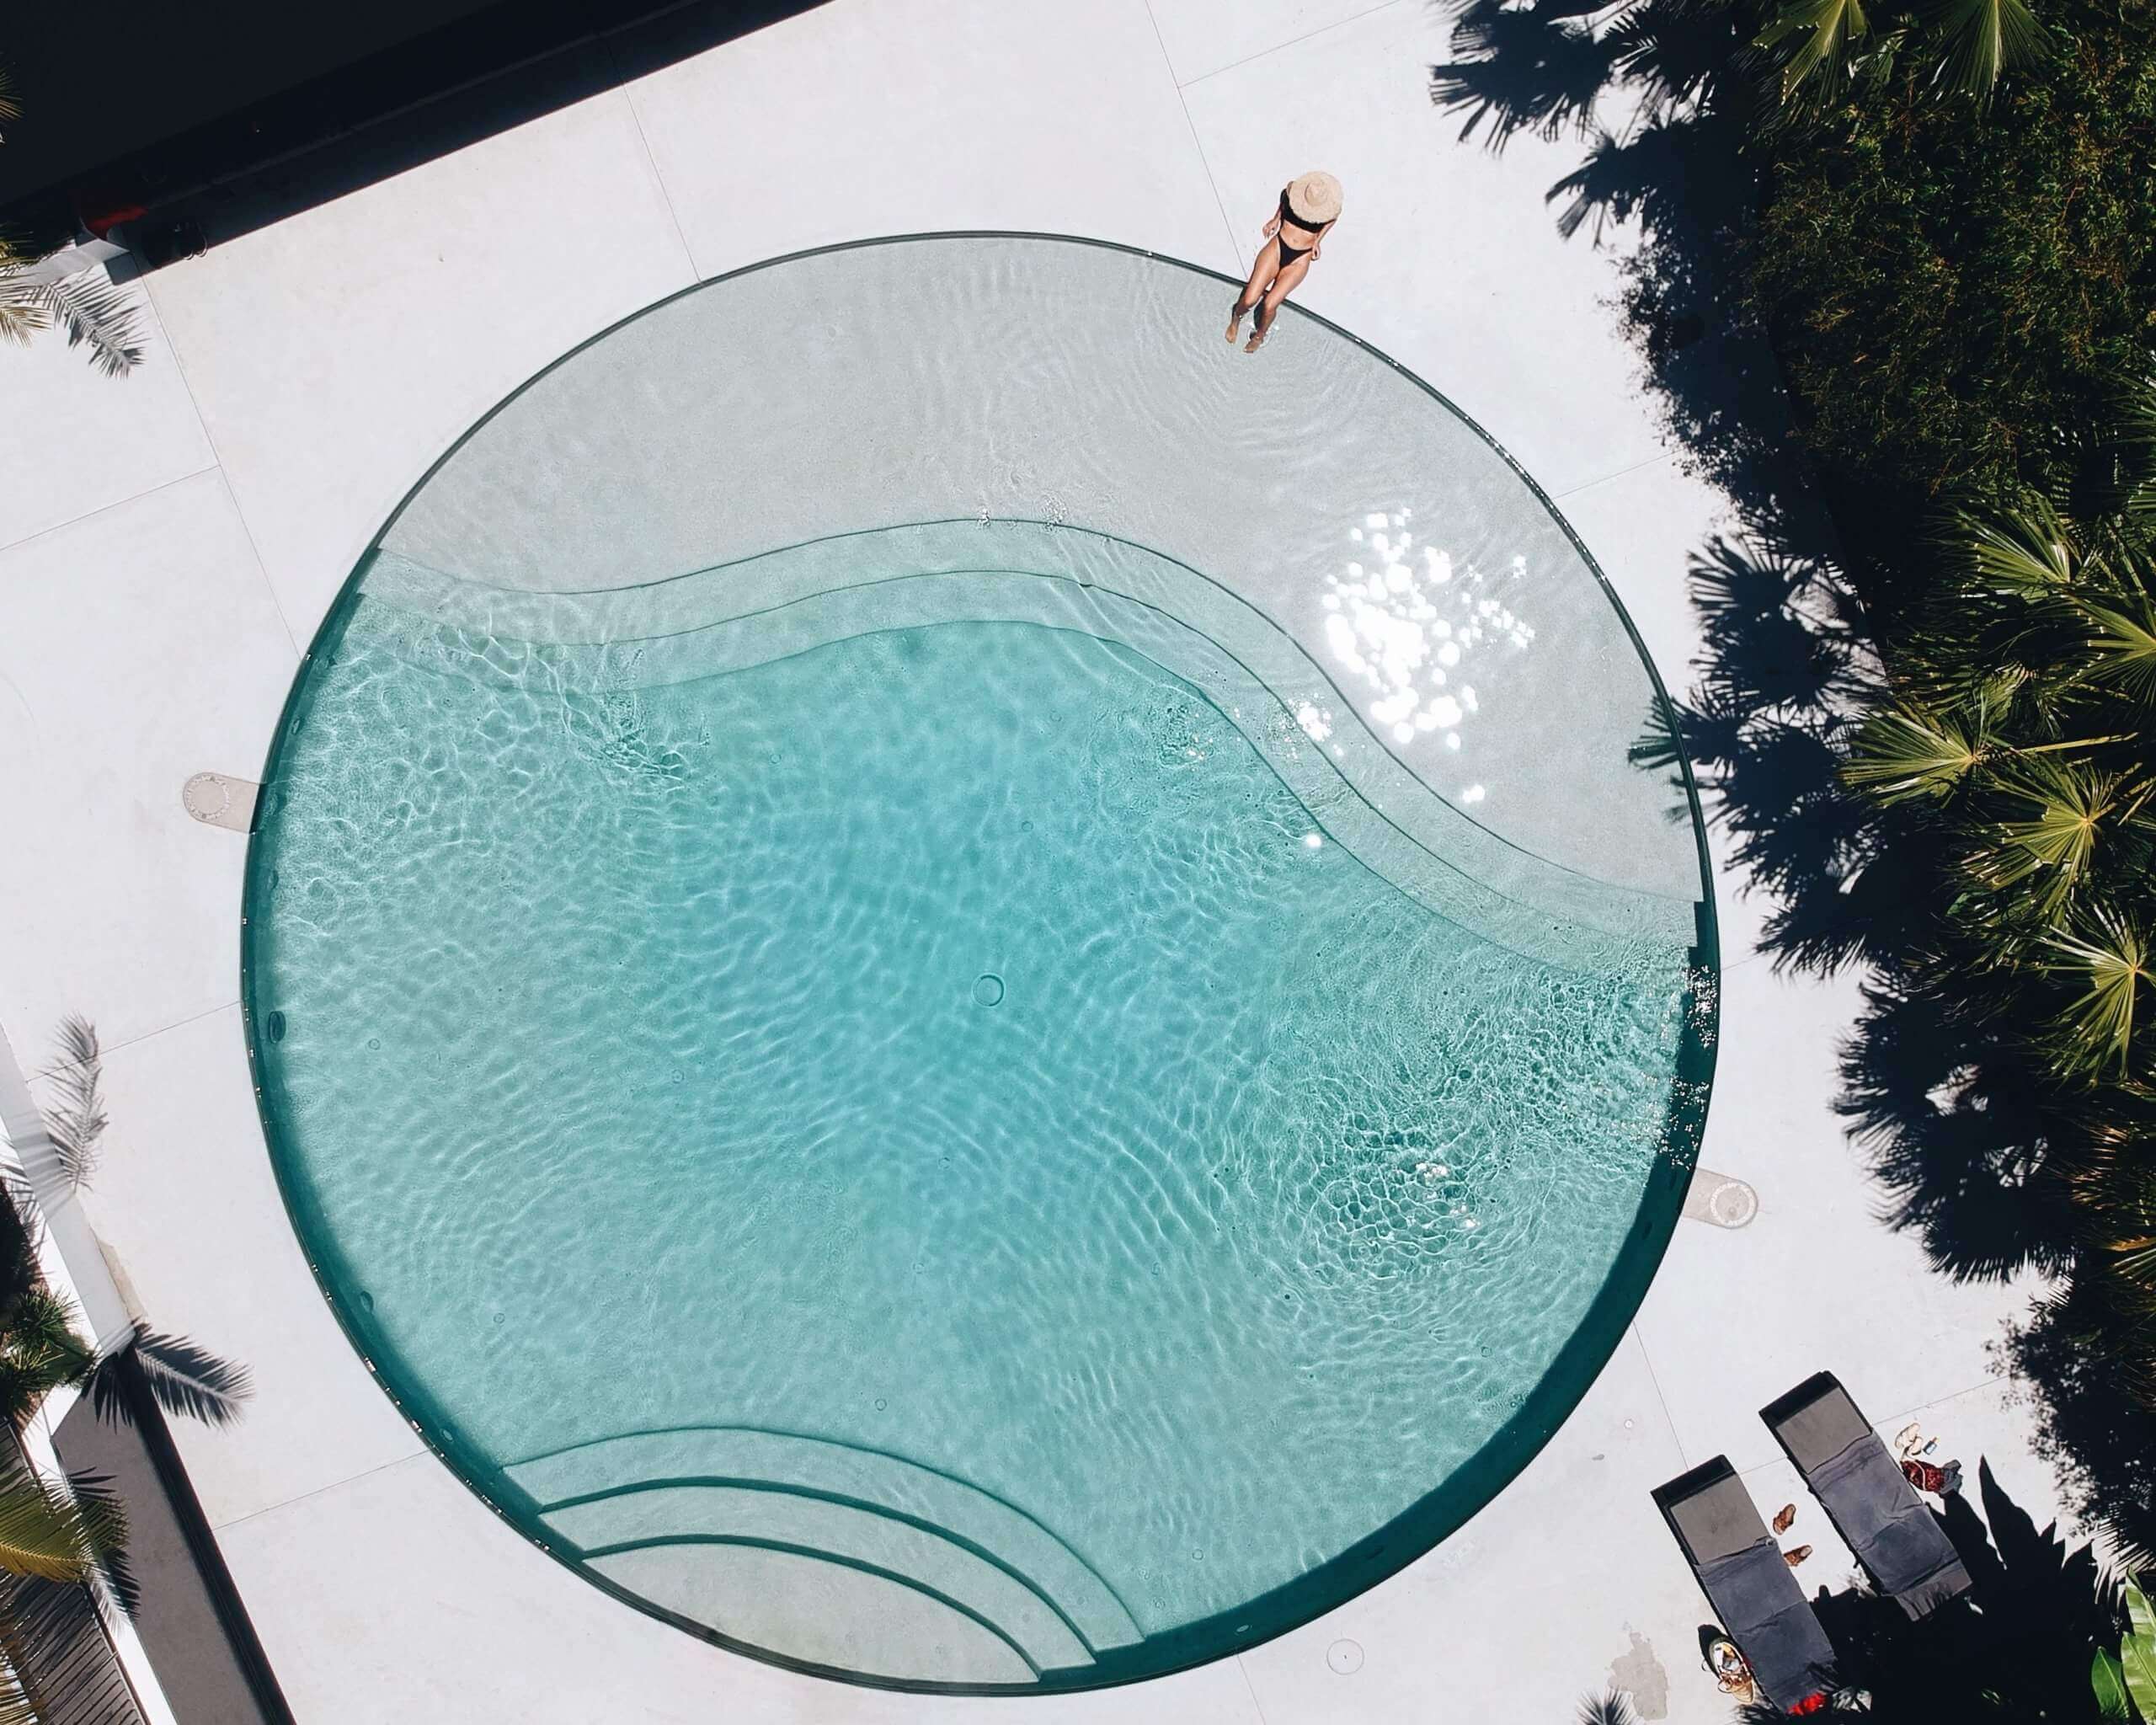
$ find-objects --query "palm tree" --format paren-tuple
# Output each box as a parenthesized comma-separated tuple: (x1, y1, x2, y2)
(0, 264, 146, 379)
(0, 1017, 254, 1717)
(20, 1019, 253, 1432)
(1753, 0, 2050, 111)
(1841, 408, 2156, 1089)
(1841, 376, 2156, 1436)
(1433, 0, 2051, 264)
(0, 64, 145, 377)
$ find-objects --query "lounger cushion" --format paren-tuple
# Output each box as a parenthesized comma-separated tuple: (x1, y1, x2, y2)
(1762, 1375, 1972, 1621)
(1657, 1461, 1837, 1709)
(1809, 1438, 1950, 1583)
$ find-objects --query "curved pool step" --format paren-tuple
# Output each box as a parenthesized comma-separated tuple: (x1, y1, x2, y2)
(592, 1537, 1043, 1685)
(504, 1426, 1142, 1659)
(548, 1482, 1092, 1673)
(356, 525, 1701, 969)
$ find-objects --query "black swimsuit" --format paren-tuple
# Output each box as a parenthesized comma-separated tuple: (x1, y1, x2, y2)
(1275, 192, 1328, 264)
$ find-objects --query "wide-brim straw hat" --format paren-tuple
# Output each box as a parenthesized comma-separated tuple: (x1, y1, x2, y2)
(1286, 171, 1343, 226)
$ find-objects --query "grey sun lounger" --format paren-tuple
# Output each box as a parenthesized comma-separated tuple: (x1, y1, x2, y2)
(1761, 1371, 1972, 1621)
(1652, 1456, 1837, 1711)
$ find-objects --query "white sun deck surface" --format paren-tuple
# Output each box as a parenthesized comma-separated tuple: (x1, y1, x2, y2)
(0, 2, 2061, 1720)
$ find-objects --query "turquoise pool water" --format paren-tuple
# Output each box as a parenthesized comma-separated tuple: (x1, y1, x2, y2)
(245, 238, 1716, 1691)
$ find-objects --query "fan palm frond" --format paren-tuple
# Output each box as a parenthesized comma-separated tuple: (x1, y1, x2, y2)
(40, 1017, 104, 1192)
(1924, 0, 2050, 101)
(2103, 1231, 2156, 1301)
(2045, 910, 2151, 1078)
(0, 1287, 94, 1429)
(1967, 763, 2129, 916)
(1844, 701, 1990, 803)
(1756, 0, 1870, 101)
(2071, 592, 2156, 702)
(0, 59, 19, 129)
(2111, 376, 2156, 521)
(2057, 374, 2156, 522)
(1952, 495, 2076, 592)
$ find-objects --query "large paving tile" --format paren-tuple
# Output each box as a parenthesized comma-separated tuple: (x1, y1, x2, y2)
(627, 0, 1238, 278)
(1555, 455, 1735, 718)
(0, 286, 215, 553)
(1235, 1330, 1731, 1723)
(78, 1006, 424, 1528)
(220, 1452, 1267, 1724)
(1150, 0, 1403, 88)
(146, 91, 695, 645)
(0, 471, 293, 1055)
(1639, 958, 2044, 1475)
(1182, 3, 1673, 497)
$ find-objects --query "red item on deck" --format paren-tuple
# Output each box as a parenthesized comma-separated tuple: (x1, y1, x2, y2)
(77, 197, 149, 239)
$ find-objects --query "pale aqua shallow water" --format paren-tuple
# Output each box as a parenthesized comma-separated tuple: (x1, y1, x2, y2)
(244, 237, 1715, 1692)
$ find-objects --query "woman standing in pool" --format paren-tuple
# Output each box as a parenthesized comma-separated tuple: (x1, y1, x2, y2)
(1226, 171, 1342, 354)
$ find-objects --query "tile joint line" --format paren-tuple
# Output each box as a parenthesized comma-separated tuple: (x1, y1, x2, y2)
(1140, 0, 1246, 274)
(621, 86, 703, 284)
(1630, 1321, 1689, 1471)
(18, 999, 242, 1086)
(0, 462, 221, 563)
(128, 284, 306, 660)
(1551, 450, 1677, 503)
(210, 1445, 432, 1536)
(1175, 0, 1409, 91)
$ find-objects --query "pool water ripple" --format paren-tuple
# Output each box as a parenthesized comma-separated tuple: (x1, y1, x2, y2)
(243, 236, 1715, 1692)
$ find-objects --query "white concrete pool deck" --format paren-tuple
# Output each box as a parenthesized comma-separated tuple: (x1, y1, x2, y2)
(0, 1, 2063, 1719)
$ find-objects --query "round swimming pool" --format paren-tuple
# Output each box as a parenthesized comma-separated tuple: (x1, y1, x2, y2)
(243, 235, 1716, 1692)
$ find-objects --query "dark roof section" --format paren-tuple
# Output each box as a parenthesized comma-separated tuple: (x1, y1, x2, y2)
(1, 1, 829, 254)
(51, 1351, 296, 1725)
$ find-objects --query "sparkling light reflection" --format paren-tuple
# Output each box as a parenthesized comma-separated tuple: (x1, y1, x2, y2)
(1320, 510, 1536, 808)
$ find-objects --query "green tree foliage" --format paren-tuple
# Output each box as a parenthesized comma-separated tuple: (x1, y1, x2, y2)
(2092, 1577, 2156, 1717)
(1436, 0, 2156, 1567)
(0, 1018, 255, 1715)
(1748, 0, 2156, 615)
(1754, 0, 2048, 111)
(0, 62, 144, 377)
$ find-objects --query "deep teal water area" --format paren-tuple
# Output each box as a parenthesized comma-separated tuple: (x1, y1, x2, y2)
(244, 236, 1714, 1692)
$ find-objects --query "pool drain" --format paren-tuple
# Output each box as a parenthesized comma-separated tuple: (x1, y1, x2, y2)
(971, 973, 1005, 1007)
